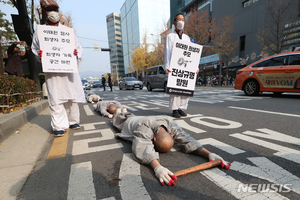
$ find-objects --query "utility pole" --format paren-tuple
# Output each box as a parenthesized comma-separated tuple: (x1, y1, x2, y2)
(12, 0, 41, 91)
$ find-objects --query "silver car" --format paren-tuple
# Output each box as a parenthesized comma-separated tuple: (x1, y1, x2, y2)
(119, 77, 143, 90)
(144, 65, 168, 91)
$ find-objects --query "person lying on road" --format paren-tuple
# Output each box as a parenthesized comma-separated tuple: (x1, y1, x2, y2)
(112, 111, 231, 186)
(95, 100, 126, 119)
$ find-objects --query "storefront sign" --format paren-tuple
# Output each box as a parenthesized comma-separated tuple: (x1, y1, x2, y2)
(200, 54, 219, 64)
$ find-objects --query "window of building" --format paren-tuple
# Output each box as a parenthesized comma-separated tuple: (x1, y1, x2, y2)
(239, 36, 246, 58)
(243, 0, 251, 7)
(177, 0, 182, 6)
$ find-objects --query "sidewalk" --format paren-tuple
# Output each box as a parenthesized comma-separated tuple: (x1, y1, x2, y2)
(0, 100, 50, 200)
(0, 100, 49, 143)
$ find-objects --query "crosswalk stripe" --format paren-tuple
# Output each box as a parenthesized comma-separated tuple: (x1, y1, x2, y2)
(119, 153, 151, 200)
(67, 161, 96, 200)
(201, 168, 289, 200)
(83, 105, 94, 116)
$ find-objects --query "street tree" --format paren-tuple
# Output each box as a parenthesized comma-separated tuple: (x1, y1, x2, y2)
(257, 0, 298, 54)
(213, 15, 238, 85)
(185, 8, 219, 56)
(131, 33, 152, 76)
(0, 10, 17, 76)
(150, 22, 170, 66)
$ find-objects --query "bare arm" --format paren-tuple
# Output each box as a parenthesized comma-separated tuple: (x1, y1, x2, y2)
(150, 159, 161, 169)
(196, 147, 211, 158)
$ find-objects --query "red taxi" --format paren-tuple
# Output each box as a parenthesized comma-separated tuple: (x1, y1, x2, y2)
(235, 52, 300, 96)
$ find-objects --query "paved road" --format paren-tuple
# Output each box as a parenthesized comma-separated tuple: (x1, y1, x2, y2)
(11, 87, 300, 199)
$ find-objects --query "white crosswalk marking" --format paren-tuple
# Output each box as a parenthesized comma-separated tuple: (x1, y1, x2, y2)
(201, 168, 289, 200)
(230, 132, 300, 164)
(231, 157, 300, 194)
(119, 153, 151, 200)
(199, 138, 245, 155)
(68, 161, 96, 200)
(83, 105, 95, 116)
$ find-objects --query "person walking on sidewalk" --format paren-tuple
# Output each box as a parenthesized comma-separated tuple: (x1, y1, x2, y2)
(101, 75, 106, 91)
(164, 13, 191, 118)
(108, 73, 113, 92)
(31, 0, 85, 137)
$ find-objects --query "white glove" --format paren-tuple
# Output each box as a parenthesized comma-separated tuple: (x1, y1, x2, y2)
(154, 165, 177, 186)
(208, 153, 231, 169)
(108, 114, 113, 119)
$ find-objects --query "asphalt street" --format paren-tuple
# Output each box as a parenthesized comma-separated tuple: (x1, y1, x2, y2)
(3, 86, 300, 200)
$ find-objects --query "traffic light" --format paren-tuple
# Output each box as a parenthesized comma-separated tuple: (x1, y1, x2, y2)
(222, 61, 225, 67)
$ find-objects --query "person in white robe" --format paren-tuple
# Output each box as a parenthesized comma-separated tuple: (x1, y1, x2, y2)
(31, 0, 85, 137)
(164, 13, 192, 118)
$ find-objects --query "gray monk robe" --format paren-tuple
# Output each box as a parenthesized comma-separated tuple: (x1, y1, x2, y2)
(113, 113, 203, 165)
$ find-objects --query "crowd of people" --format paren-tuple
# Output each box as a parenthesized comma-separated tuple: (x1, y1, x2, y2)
(197, 75, 235, 86)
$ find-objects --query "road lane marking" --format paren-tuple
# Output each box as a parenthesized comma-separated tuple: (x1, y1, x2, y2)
(191, 116, 242, 129)
(47, 129, 69, 160)
(229, 106, 300, 118)
(230, 133, 300, 164)
(83, 105, 94, 116)
(199, 138, 245, 155)
(67, 161, 96, 200)
(231, 157, 300, 195)
(175, 119, 206, 133)
(242, 128, 300, 145)
(72, 137, 123, 156)
(74, 128, 115, 138)
(119, 153, 151, 200)
(201, 168, 288, 200)
(80, 122, 105, 131)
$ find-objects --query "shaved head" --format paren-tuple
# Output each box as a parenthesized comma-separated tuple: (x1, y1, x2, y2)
(92, 98, 98, 103)
(107, 104, 117, 114)
(154, 127, 174, 153)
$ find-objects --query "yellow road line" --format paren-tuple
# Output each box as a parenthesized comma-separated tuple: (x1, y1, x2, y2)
(47, 129, 69, 159)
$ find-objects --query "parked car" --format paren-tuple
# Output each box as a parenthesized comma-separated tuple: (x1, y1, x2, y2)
(92, 81, 102, 88)
(144, 65, 168, 91)
(83, 82, 91, 90)
(119, 77, 143, 90)
(81, 80, 91, 90)
(235, 51, 300, 96)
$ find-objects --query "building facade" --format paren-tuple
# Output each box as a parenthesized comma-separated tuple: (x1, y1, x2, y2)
(120, 0, 170, 76)
(173, 0, 300, 79)
(106, 12, 125, 82)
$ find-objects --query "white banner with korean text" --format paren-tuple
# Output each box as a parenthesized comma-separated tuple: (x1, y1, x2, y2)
(166, 38, 203, 97)
(37, 25, 77, 73)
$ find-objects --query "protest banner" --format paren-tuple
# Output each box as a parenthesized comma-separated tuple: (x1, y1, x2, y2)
(166, 38, 203, 97)
(37, 25, 77, 73)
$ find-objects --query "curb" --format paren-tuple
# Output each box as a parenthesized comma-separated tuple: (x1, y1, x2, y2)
(0, 100, 49, 143)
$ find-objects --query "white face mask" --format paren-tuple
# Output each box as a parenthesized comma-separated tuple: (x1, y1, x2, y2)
(47, 11, 60, 23)
(177, 21, 184, 30)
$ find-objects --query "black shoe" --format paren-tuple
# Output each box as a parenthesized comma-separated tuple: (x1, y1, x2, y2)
(69, 124, 80, 130)
(54, 130, 64, 137)
(172, 110, 181, 118)
(178, 109, 187, 117)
